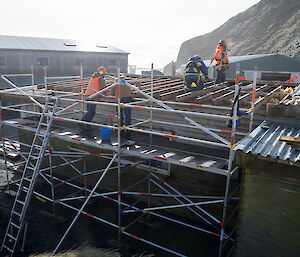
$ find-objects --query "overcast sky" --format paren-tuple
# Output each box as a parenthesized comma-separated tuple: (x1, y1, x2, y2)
(0, 0, 260, 69)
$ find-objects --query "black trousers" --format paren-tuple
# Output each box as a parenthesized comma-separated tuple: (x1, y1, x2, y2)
(115, 97, 132, 127)
(215, 69, 226, 84)
(82, 102, 96, 123)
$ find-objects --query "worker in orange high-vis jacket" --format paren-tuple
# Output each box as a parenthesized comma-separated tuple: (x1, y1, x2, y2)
(80, 66, 107, 130)
(215, 40, 229, 84)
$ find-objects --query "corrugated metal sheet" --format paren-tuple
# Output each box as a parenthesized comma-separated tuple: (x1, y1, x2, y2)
(0, 35, 128, 54)
(236, 120, 300, 162)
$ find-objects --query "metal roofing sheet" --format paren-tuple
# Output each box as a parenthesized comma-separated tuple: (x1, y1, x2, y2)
(236, 120, 300, 163)
(0, 35, 128, 54)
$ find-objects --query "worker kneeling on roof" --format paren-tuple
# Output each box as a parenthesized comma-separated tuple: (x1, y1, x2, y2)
(183, 55, 209, 92)
(80, 66, 107, 130)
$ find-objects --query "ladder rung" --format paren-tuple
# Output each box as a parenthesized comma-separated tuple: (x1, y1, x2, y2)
(10, 222, 20, 229)
(12, 211, 21, 217)
(34, 145, 42, 149)
(3, 244, 13, 253)
(16, 200, 25, 205)
(36, 133, 45, 137)
(26, 166, 35, 170)
(20, 187, 28, 193)
(23, 177, 32, 182)
(7, 233, 16, 241)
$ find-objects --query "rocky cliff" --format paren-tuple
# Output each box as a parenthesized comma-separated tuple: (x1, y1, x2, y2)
(164, 0, 300, 74)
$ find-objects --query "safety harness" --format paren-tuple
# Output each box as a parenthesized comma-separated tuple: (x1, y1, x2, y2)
(183, 62, 202, 87)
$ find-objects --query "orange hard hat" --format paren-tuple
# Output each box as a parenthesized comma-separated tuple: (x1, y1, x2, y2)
(98, 66, 107, 74)
(218, 40, 227, 47)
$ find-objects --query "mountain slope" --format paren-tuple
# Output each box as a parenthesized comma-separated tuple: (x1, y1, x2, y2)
(164, 0, 300, 74)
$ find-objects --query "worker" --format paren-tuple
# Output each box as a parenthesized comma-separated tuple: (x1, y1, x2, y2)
(110, 76, 133, 139)
(183, 55, 209, 92)
(80, 66, 107, 130)
(214, 40, 229, 84)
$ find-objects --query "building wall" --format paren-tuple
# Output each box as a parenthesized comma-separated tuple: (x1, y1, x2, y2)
(244, 70, 300, 83)
(212, 55, 300, 80)
(0, 49, 128, 88)
(235, 153, 300, 257)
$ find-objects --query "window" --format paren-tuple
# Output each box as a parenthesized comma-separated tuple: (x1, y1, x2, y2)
(36, 57, 48, 66)
(64, 42, 76, 47)
(261, 72, 290, 82)
(96, 45, 107, 48)
(0, 56, 5, 66)
(75, 58, 85, 66)
(108, 59, 117, 66)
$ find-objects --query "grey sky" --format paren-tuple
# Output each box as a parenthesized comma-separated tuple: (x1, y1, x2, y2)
(0, 0, 260, 69)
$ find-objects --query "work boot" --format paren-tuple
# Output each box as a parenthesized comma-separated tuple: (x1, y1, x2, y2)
(85, 131, 94, 140)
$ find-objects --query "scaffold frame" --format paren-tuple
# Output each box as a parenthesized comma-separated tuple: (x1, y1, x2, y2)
(0, 64, 263, 257)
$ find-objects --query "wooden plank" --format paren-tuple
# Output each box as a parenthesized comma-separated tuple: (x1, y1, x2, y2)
(280, 136, 300, 149)
(280, 136, 300, 144)
(196, 84, 234, 102)
(254, 85, 281, 108)
(176, 84, 214, 101)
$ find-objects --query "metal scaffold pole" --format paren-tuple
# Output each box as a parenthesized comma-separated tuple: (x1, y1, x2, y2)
(0, 108, 10, 194)
(148, 63, 154, 216)
(249, 65, 257, 132)
(80, 64, 84, 114)
(43, 66, 47, 97)
(31, 66, 36, 92)
(117, 68, 122, 241)
(150, 63, 154, 148)
(218, 63, 240, 257)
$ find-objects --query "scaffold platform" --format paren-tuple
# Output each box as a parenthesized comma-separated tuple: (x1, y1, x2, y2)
(2, 64, 287, 256)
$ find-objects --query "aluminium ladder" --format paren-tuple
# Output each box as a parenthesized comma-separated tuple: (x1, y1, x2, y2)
(1, 98, 58, 256)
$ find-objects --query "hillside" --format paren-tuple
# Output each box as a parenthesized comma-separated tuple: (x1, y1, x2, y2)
(164, 0, 300, 74)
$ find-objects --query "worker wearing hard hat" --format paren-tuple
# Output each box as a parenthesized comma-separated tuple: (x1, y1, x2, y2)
(80, 66, 107, 129)
(183, 55, 209, 92)
(215, 40, 229, 84)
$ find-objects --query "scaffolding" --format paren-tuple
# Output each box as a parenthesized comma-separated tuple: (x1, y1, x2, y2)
(0, 65, 263, 256)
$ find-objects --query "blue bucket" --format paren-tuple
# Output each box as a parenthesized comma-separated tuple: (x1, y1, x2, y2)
(100, 127, 112, 141)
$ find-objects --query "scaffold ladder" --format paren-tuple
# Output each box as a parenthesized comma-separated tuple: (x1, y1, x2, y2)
(1, 98, 58, 256)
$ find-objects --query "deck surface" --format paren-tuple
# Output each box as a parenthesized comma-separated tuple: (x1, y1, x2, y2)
(3, 118, 229, 176)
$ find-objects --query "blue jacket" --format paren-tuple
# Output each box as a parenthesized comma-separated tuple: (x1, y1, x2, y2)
(184, 56, 208, 77)
(183, 57, 208, 89)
